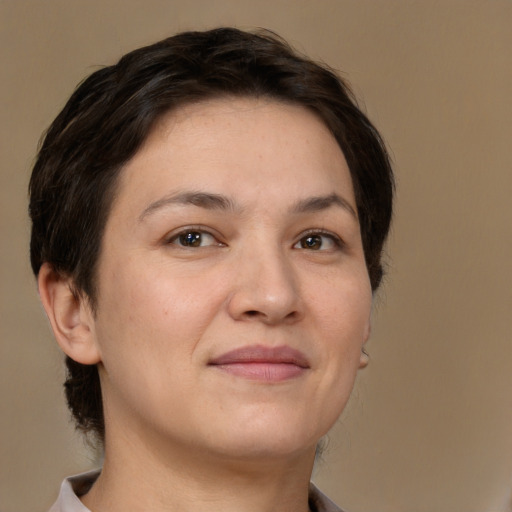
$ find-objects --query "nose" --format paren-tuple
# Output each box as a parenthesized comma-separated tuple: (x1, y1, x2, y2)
(227, 244, 304, 325)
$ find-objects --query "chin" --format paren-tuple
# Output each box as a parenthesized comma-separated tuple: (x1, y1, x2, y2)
(206, 421, 324, 462)
(213, 438, 316, 464)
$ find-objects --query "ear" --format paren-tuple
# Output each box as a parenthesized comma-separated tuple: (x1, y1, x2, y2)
(38, 263, 101, 365)
(359, 348, 369, 369)
(359, 320, 371, 369)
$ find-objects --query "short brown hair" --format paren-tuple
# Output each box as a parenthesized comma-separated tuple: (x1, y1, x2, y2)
(29, 27, 394, 442)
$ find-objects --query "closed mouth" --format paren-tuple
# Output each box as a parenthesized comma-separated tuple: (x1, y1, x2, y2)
(208, 344, 310, 382)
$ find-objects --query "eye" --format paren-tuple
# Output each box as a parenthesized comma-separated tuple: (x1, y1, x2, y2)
(168, 230, 220, 248)
(293, 232, 342, 251)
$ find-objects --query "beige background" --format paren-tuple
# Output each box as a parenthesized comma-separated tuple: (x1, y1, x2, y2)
(1, 1, 511, 511)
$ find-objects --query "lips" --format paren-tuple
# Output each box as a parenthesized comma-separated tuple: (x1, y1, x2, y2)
(208, 345, 310, 382)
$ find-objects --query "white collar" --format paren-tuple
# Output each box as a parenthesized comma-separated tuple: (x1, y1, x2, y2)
(48, 469, 344, 512)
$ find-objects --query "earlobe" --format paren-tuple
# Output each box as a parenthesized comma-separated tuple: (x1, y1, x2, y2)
(359, 320, 371, 369)
(37, 263, 101, 365)
(359, 347, 369, 369)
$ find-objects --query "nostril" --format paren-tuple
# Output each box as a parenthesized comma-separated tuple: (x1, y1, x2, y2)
(245, 310, 259, 317)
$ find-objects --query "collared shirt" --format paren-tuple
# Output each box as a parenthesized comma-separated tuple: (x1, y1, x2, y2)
(48, 470, 345, 512)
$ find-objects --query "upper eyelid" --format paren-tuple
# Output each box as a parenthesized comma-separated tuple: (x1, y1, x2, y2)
(166, 225, 220, 237)
(165, 226, 224, 245)
(163, 226, 345, 247)
(296, 228, 344, 244)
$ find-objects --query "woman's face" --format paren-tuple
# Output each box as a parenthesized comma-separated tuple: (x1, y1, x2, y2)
(89, 97, 372, 462)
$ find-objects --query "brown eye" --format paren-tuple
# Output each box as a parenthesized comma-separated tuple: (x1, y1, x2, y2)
(300, 235, 323, 250)
(294, 232, 341, 251)
(170, 231, 218, 247)
(179, 232, 202, 247)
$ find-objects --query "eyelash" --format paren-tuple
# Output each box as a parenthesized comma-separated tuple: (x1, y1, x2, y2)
(166, 227, 344, 252)
(293, 229, 344, 251)
(166, 227, 225, 248)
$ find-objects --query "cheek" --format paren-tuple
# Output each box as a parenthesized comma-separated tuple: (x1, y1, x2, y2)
(305, 267, 371, 410)
(92, 265, 208, 410)
(94, 259, 228, 362)
(307, 265, 372, 345)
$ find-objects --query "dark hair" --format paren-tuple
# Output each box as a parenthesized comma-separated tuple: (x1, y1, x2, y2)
(29, 27, 394, 442)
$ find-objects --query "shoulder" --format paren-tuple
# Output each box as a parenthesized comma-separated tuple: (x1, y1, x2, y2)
(48, 469, 100, 512)
(309, 483, 347, 512)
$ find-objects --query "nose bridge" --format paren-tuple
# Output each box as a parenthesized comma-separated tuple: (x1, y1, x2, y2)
(229, 234, 302, 323)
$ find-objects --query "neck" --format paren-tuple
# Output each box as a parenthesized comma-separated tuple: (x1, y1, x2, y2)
(81, 427, 316, 512)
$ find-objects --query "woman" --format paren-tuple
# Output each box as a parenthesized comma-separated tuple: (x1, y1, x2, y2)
(29, 27, 394, 512)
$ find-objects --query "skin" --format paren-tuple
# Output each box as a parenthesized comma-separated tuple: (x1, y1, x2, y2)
(39, 97, 372, 512)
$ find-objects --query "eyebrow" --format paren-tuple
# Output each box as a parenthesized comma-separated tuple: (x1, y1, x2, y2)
(139, 191, 238, 221)
(139, 190, 357, 221)
(291, 193, 357, 218)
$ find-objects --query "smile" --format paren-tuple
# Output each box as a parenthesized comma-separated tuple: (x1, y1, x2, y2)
(208, 345, 310, 382)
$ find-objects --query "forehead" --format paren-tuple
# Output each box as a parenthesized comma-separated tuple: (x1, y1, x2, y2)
(110, 97, 354, 218)
(145, 96, 337, 155)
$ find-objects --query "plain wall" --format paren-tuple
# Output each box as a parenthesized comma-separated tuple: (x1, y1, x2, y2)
(1, 1, 511, 511)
